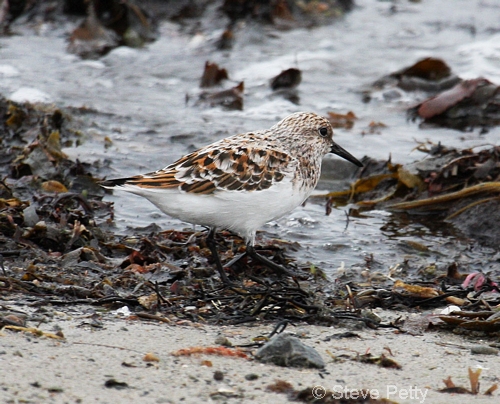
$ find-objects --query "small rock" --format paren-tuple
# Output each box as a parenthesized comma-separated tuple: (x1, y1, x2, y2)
(209, 386, 239, 399)
(2, 314, 26, 327)
(361, 309, 381, 325)
(245, 373, 259, 381)
(270, 68, 302, 91)
(143, 352, 160, 362)
(470, 345, 499, 355)
(213, 370, 224, 381)
(382, 89, 402, 101)
(294, 328, 310, 338)
(254, 333, 325, 369)
(104, 379, 129, 390)
(215, 335, 233, 347)
(22, 205, 39, 227)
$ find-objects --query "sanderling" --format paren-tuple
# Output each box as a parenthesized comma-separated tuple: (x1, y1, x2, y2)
(100, 112, 363, 283)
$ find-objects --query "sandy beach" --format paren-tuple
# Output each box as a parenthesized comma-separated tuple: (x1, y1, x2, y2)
(2, 307, 499, 403)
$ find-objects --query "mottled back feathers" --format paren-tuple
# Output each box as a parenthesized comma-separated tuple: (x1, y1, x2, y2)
(102, 135, 293, 195)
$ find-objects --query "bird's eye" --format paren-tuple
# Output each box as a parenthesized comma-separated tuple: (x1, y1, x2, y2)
(319, 127, 328, 137)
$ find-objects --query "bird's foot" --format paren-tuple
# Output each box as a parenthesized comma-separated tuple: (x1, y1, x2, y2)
(224, 244, 301, 278)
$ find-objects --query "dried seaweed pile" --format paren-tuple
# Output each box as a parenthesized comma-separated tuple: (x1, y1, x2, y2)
(321, 143, 500, 247)
(3, 221, 500, 332)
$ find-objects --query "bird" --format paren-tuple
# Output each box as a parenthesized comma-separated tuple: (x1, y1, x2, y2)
(100, 112, 363, 283)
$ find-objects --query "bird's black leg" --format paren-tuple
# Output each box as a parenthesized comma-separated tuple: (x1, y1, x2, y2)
(206, 228, 232, 284)
(246, 244, 295, 277)
(223, 251, 248, 268)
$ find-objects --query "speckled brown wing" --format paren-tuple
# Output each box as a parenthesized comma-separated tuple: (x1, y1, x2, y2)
(114, 142, 293, 194)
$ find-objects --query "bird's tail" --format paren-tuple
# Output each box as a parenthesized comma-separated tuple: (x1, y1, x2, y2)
(99, 177, 136, 189)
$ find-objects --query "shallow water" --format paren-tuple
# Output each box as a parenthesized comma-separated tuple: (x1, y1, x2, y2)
(1, 0, 499, 276)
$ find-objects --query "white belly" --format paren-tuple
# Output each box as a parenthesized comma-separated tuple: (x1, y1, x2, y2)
(119, 178, 311, 244)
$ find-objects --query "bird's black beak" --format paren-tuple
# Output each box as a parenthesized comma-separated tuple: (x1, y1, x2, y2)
(330, 142, 363, 167)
